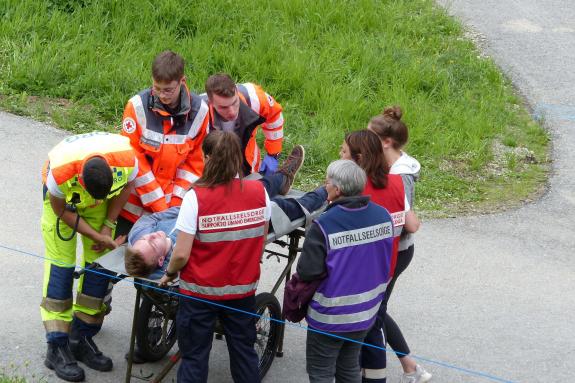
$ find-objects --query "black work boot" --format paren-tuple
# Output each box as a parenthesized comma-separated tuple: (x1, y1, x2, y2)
(70, 336, 113, 372)
(278, 145, 305, 195)
(45, 343, 85, 382)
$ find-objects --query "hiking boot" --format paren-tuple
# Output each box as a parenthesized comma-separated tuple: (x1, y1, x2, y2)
(70, 336, 113, 372)
(277, 145, 305, 195)
(45, 343, 85, 382)
(400, 364, 432, 383)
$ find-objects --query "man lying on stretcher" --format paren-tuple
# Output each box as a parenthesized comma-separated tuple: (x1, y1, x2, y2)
(124, 145, 327, 278)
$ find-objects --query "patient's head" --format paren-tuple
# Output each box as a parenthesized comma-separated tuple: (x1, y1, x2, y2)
(125, 231, 171, 277)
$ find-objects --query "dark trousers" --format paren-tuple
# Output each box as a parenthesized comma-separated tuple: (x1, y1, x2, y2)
(260, 172, 284, 198)
(177, 295, 260, 383)
(382, 245, 413, 358)
(306, 329, 368, 383)
(360, 245, 415, 382)
(273, 186, 327, 221)
(261, 173, 327, 221)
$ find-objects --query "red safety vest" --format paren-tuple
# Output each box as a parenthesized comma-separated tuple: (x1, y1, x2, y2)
(179, 179, 267, 300)
(363, 174, 406, 278)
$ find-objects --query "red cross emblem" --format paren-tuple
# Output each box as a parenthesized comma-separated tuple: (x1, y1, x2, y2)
(123, 117, 136, 134)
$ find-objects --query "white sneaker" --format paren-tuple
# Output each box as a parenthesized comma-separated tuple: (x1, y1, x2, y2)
(400, 364, 432, 383)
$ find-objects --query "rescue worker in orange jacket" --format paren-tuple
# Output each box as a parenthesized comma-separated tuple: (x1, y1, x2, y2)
(118, 50, 209, 235)
(203, 73, 284, 176)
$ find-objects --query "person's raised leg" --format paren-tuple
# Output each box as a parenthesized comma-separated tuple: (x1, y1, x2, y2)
(272, 186, 327, 221)
(294, 186, 327, 214)
(259, 172, 285, 198)
(259, 145, 305, 196)
(277, 145, 305, 195)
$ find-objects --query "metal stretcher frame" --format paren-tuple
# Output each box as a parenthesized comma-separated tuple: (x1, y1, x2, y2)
(87, 194, 326, 383)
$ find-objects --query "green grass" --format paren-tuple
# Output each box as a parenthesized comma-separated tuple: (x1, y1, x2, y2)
(0, 377, 26, 383)
(0, 378, 25, 383)
(0, 361, 43, 383)
(0, 0, 549, 216)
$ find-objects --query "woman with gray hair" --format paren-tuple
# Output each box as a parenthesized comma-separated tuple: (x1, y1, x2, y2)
(324, 159, 367, 200)
(295, 159, 397, 383)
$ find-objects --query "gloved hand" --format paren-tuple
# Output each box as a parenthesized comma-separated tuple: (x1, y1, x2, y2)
(259, 154, 279, 176)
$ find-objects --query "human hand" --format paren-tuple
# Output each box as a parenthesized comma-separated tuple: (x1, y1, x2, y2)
(100, 225, 113, 238)
(259, 154, 279, 176)
(92, 234, 118, 252)
(159, 273, 176, 287)
(114, 235, 127, 246)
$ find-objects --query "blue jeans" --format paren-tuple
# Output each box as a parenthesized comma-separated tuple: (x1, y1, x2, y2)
(273, 186, 327, 221)
(259, 172, 285, 198)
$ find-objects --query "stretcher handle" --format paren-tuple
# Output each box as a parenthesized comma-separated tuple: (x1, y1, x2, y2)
(72, 263, 99, 279)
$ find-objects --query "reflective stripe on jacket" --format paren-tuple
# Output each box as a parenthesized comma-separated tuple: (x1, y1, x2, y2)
(179, 179, 267, 300)
(207, 82, 284, 175)
(306, 201, 394, 333)
(120, 84, 209, 222)
(42, 132, 136, 209)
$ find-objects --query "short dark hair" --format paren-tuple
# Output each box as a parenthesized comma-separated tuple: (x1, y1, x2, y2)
(205, 73, 236, 98)
(82, 157, 113, 199)
(152, 51, 185, 83)
(125, 246, 156, 277)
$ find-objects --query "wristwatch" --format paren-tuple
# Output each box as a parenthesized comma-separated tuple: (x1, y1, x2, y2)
(165, 269, 178, 278)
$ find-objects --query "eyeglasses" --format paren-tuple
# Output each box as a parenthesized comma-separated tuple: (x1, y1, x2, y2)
(153, 85, 180, 96)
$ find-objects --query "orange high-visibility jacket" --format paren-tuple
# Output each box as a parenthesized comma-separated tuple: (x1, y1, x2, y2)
(206, 83, 284, 175)
(120, 84, 209, 223)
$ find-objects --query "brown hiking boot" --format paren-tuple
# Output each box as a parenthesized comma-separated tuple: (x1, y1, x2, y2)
(278, 145, 305, 195)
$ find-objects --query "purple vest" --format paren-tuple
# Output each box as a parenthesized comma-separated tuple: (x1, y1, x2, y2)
(306, 201, 394, 333)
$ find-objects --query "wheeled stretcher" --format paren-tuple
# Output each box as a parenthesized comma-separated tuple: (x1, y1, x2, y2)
(84, 190, 326, 382)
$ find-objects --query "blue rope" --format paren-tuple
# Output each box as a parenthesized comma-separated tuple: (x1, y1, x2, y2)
(0, 243, 516, 383)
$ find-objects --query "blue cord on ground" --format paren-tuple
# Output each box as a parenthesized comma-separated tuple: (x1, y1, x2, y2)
(0, 243, 516, 383)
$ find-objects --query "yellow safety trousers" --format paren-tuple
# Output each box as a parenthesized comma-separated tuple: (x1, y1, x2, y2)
(40, 196, 114, 334)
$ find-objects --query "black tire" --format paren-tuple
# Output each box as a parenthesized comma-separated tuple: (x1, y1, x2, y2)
(255, 292, 283, 380)
(135, 292, 178, 362)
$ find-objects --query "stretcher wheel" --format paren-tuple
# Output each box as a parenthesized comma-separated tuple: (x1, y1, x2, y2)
(255, 292, 283, 380)
(135, 293, 178, 362)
